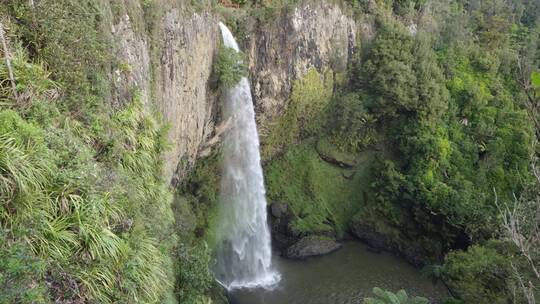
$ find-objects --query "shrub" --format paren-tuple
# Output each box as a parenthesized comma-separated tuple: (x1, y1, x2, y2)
(364, 287, 428, 304)
(215, 45, 247, 89)
(441, 242, 516, 304)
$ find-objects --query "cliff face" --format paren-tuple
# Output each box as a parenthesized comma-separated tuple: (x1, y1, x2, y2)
(111, 7, 220, 183)
(247, 2, 358, 134)
(154, 11, 220, 183)
(110, 1, 359, 184)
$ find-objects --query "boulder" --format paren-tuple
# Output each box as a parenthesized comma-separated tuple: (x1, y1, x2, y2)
(270, 202, 288, 218)
(350, 220, 429, 267)
(284, 236, 341, 259)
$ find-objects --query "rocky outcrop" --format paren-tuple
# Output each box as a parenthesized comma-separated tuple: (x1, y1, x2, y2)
(111, 1, 365, 184)
(270, 202, 341, 258)
(155, 10, 220, 183)
(315, 138, 357, 168)
(247, 2, 358, 136)
(111, 12, 151, 109)
(350, 220, 430, 267)
(111, 7, 220, 184)
(284, 236, 341, 259)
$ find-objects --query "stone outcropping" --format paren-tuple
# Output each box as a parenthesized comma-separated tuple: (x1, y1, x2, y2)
(350, 220, 430, 267)
(270, 202, 341, 258)
(155, 10, 220, 183)
(247, 2, 358, 136)
(284, 236, 342, 259)
(111, 7, 219, 184)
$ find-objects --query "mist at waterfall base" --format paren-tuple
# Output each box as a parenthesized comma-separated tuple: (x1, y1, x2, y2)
(212, 22, 280, 290)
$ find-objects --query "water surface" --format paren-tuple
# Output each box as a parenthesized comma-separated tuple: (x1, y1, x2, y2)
(230, 242, 447, 304)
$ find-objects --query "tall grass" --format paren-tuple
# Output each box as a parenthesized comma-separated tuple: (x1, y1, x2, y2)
(0, 36, 176, 303)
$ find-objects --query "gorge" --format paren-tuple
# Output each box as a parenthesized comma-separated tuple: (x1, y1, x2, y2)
(0, 1, 539, 304)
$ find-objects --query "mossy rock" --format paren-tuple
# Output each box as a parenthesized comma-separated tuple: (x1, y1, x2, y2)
(315, 137, 357, 168)
(284, 235, 342, 259)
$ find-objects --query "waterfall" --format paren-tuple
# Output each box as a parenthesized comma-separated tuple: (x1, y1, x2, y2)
(213, 22, 280, 290)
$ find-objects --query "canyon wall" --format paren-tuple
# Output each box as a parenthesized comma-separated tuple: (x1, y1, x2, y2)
(110, 1, 361, 183)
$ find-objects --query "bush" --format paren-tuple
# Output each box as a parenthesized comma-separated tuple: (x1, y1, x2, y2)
(364, 287, 428, 304)
(215, 45, 247, 89)
(0, 232, 47, 304)
(330, 92, 376, 151)
(441, 242, 516, 304)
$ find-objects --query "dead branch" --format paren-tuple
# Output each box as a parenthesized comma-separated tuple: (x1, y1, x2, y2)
(0, 21, 18, 100)
(496, 158, 540, 304)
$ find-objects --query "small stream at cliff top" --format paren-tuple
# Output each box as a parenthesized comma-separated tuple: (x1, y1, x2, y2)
(230, 242, 448, 304)
(213, 23, 280, 290)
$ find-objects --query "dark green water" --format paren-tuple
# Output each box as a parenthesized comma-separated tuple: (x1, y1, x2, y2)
(230, 242, 447, 304)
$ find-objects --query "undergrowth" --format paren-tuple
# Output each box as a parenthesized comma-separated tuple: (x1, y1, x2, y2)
(0, 3, 177, 302)
(266, 142, 373, 236)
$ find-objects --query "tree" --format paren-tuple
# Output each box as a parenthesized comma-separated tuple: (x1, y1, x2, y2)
(215, 46, 247, 89)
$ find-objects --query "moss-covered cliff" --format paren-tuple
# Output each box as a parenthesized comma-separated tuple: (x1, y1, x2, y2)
(1, 0, 539, 303)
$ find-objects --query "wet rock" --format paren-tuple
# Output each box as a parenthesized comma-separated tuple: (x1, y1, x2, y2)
(246, 3, 359, 158)
(271, 202, 288, 218)
(349, 220, 429, 267)
(111, 7, 219, 185)
(284, 236, 341, 259)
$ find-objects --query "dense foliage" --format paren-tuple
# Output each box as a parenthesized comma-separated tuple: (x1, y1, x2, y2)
(364, 288, 428, 304)
(263, 0, 540, 303)
(215, 45, 248, 89)
(0, 1, 178, 303)
(0, 0, 539, 303)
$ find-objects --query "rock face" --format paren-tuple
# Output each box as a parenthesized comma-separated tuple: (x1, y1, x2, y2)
(155, 10, 220, 183)
(110, 7, 219, 184)
(111, 12, 151, 109)
(284, 236, 342, 259)
(247, 2, 358, 136)
(111, 1, 361, 184)
(350, 220, 429, 267)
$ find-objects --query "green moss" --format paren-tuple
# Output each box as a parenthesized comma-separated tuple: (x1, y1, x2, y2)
(316, 137, 358, 167)
(215, 46, 248, 89)
(263, 68, 334, 159)
(266, 141, 374, 236)
(174, 151, 223, 302)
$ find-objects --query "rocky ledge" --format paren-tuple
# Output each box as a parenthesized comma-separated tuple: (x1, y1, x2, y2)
(270, 202, 342, 259)
(349, 220, 430, 267)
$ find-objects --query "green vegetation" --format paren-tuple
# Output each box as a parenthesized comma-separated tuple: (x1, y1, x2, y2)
(0, 0, 539, 303)
(263, 68, 333, 159)
(263, 0, 540, 303)
(364, 288, 428, 304)
(175, 151, 225, 303)
(266, 141, 373, 236)
(215, 45, 248, 89)
(439, 241, 518, 303)
(0, 1, 179, 303)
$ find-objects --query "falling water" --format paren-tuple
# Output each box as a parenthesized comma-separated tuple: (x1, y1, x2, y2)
(213, 22, 280, 290)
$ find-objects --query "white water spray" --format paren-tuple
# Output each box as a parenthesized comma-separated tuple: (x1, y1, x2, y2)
(213, 22, 280, 290)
